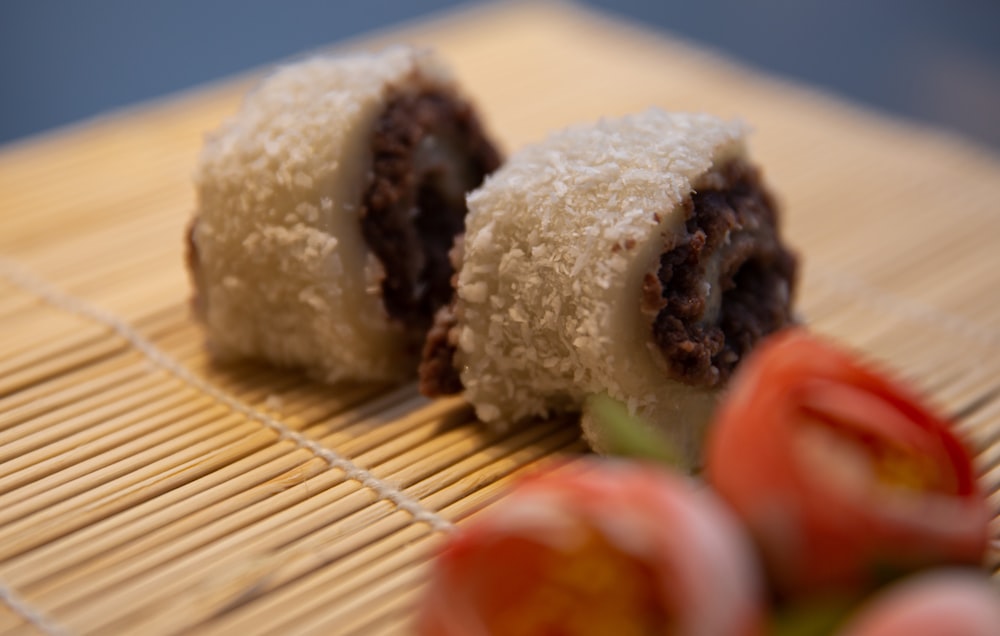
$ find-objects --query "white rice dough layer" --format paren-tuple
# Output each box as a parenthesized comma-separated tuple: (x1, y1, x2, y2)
(190, 47, 454, 383)
(454, 109, 748, 461)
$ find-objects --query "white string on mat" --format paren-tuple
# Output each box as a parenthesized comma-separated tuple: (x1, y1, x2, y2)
(0, 579, 69, 636)
(0, 257, 455, 535)
(809, 263, 1000, 350)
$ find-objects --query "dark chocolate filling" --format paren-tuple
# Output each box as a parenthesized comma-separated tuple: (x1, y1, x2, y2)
(361, 87, 501, 352)
(647, 158, 797, 387)
(419, 302, 463, 395)
(185, 217, 206, 320)
(419, 235, 465, 396)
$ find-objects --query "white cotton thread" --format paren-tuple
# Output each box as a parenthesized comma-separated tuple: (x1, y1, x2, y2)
(0, 578, 69, 636)
(810, 264, 1000, 351)
(0, 257, 454, 534)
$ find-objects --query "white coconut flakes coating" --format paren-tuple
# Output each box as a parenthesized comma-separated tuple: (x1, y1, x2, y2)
(190, 46, 454, 383)
(454, 109, 747, 461)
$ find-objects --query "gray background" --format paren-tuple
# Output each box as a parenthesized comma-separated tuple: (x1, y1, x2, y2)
(1, 1, 998, 148)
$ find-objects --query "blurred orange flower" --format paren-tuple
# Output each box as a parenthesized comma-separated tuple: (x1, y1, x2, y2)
(836, 569, 1000, 636)
(706, 329, 990, 599)
(417, 459, 765, 636)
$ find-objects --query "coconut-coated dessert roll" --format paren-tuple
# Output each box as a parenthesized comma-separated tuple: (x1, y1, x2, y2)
(188, 46, 501, 383)
(420, 109, 797, 466)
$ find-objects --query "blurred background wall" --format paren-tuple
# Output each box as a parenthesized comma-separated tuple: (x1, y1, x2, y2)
(1, 0, 998, 148)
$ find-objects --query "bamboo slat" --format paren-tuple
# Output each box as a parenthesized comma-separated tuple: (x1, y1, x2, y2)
(1, 1, 1000, 634)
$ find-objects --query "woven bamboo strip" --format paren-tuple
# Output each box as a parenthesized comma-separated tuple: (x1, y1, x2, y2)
(281, 563, 424, 636)
(938, 369, 1000, 423)
(804, 264, 1000, 338)
(7, 207, 181, 270)
(0, 336, 125, 394)
(290, 384, 430, 441)
(348, 611, 414, 636)
(250, 440, 588, 632)
(3, 353, 231, 430)
(836, 249, 1000, 322)
(2, 376, 376, 548)
(54, 480, 376, 631)
(45, 420, 580, 634)
(15, 398, 460, 616)
(0, 614, 20, 635)
(0, 401, 232, 501)
(0, 257, 191, 329)
(0, 360, 250, 475)
(975, 443, 1000, 483)
(52, 271, 189, 323)
(803, 287, 989, 367)
(0, 300, 189, 367)
(982, 464, 1000, 507)
(0, 322, 121, 379)
(0, 142, 191, 217)
(0, 304, 37, 328)
(864, 317, 998, 389)
(11, 255, 187, 312)
(17, 451, 335, 601)
(0, 379, 186, 460)
(10, 446, 324, 590)
(0, 280, 33, 310)
(810, 307, 995, 386)
(785, 168, 992, 240)
(372, 419, 574, 496)
(0, 316, 198, 414)
(0, 195, 186, 264)
(325, 397, 474, 460)
(335, 591, 424, 636)
(257, 444, 590, 636)
(0, 360, 150, 432)
(805, 274, 999, 361)
(25, 251, 186, 311)
(359, 610, 419, 636)
(0, 120, 194, 194)
(0, 425, 281, 560)
(872, 229, 999, 297)
(0, 366, 300, 493)
(964, 399, 1000, 453)
(178, 435, 587, 636)
(0, 305, 90, 348)
(132, 305, 196, 342)
(861, 262, 999, 330)
(370, 413, 548, 485)
(0, 329, 219, 426)
(0, 605, 45, 636)
(0, 388, 376, 573)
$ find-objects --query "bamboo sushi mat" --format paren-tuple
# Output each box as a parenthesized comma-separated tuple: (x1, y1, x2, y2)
(2, 2, 1000, 634)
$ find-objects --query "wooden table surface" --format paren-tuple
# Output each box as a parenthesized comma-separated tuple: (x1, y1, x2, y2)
(1, 2, 998, 634)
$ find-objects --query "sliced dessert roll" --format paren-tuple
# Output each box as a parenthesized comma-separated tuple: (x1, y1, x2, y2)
(420, 109, 797, 467)
(188, 46, 501, 383)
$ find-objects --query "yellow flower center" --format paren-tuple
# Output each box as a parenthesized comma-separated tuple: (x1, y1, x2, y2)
(490, 529, 672, 636)
(796, 417, 948, 496)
